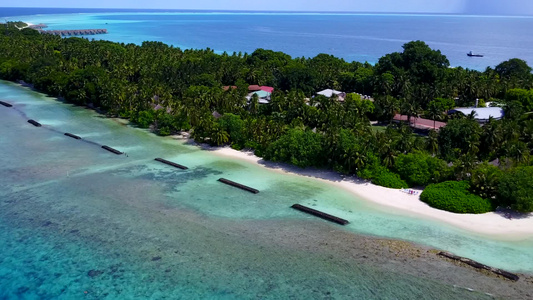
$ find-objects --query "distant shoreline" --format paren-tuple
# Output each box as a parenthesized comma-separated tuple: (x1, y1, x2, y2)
(2, 7, 533, 18)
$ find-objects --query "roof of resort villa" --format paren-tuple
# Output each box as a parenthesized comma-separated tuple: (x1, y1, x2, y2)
(246, 90, 272, 104)
(252, 90, 271, 98)
(248, 85, 274, 92)
(260, 86, 274, 93)
(316, 89, 345, 98)
(222, 85, 237, 91)
(248, 85, 261, 91)
(222, 85, 273, 93)
(448, 107, 505, 121)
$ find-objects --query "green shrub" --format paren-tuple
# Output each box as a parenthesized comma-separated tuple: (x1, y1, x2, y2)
(371, 167, 408, 189)
(356, 168, 374, 181)
(469, 162, 502, 200)
(219, 113, 245, 148)
(263, 128, 324, 168)
(420, 181, 493, 214)
(157, 126, 171, 136)
(497, 166, 533, 213)
(134, 110, 155, 128)
(394, 152, 448, 186)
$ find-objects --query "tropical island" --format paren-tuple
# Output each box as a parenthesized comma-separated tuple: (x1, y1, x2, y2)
(1, 21, 533, 218)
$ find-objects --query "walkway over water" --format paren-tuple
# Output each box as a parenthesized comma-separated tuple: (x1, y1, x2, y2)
(38, 29, 107, 36)
(28, 24, 47, 29)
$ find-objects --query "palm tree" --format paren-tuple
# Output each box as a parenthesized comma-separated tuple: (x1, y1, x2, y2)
(427, 101, 443, 129)
(379, 138, 397, 168)
(466, 110, 477, 121)
(427, 129, 439, 155)
(521, 119, 533, 150)
(400, 100, 420, 127)
(479, 117, 501, 159)
(397, 125, 415, 154)
(341, 146, 358, 174)
(248, 93, 259, 116)
(210, 125, 229, 146)
(505, 141, 530, 166)
(454, 154, 477, 180)
(375, 95, 399, 124)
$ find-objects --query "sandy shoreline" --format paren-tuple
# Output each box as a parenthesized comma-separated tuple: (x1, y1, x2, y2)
(202, 143, 533, 239)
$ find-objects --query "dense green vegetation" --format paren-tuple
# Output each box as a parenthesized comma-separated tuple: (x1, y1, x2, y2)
(1, 22, 533, 213)
(420, 181, 493, 214)
(497, 166, 533, 213)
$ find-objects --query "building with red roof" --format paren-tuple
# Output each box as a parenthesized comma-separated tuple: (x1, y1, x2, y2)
(248, 85, 261, 91)
(393, 114, 446, 131)
(260, 86, 274, 93)
(222, 86, 237, 91)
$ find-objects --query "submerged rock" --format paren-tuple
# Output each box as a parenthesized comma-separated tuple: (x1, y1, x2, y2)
(87, 269, 104, 278)
(16, 286, 29, 294)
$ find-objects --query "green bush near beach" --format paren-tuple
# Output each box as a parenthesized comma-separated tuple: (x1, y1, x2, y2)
(369, 166, 408, 189)
(263, 128, 325, 168)
(497, 166, 533, 213)
(420, 181, 493, 214)
(394, 152, 450, 187)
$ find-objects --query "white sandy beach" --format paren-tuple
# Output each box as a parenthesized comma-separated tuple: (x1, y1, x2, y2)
(209, 145, 533, 239)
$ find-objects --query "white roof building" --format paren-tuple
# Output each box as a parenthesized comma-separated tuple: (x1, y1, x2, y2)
(316, 89, 347, 102)
(316, 89, 345, 98)
(448, 107, 504, 123)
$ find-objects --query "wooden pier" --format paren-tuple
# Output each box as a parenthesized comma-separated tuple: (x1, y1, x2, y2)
(27, 119, 42, 127)
(0, 100, 13, 107)
(218, 178, 259, 194)
(154, 158, 188, 170)
(101, 145, 123, 155)
(438, 252, 519, 281)
(291, 204, 349, 225)
(38, 29, 108, 36)
(64, 133, 82, 140)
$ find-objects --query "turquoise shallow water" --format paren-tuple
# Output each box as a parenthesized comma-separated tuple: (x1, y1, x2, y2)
(0, 80, 532, 298)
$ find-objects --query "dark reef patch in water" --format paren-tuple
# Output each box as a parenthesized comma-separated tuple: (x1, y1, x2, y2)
(87, 269, 104, 278)
(109, 164, 223, 190)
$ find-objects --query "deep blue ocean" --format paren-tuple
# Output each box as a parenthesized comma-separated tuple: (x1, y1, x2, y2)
(2, 7, 533, 70)
(1, 7, 533, 299)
